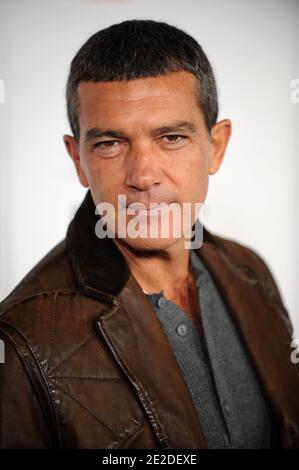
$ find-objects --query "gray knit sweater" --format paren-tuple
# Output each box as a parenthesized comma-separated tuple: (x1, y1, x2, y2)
(145, 248, 275, 448)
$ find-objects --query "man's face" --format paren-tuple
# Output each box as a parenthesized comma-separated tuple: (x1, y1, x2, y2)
(64, 71, 231, 251)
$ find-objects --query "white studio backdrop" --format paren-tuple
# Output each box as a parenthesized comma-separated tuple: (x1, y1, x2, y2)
(0, 0, 298, 336)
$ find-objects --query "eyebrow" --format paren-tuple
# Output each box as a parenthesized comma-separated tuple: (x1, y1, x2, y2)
(84, 120, 198, 144)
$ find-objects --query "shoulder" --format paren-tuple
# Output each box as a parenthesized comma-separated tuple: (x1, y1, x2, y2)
(0, 238, 107, 375)
(210, 231, 282, 298)
(0, 238, 75, 314)
(0, 239, 80, 337)
(0, 239, 82, 348)
(205, 228, 293, 336)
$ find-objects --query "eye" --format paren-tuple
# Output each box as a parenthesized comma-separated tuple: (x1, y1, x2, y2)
(94, 140, 120, 149)
(161, 134, 187, 143)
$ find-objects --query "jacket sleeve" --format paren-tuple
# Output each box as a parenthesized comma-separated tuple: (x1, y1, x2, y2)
(0, 331, 54, 448)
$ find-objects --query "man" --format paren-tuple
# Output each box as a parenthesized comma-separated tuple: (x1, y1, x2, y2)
(0, 19, 298, 449)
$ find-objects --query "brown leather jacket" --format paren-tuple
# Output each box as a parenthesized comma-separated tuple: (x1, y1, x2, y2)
(1, 189, 299, 449)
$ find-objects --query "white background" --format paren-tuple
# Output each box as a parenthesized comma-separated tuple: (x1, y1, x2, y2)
(0, 0, 298, 336)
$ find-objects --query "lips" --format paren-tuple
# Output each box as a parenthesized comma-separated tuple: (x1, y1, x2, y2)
(127, 202, 169, 210)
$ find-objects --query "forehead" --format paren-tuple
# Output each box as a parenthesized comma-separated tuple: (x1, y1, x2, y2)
(77, 71, 201, 126)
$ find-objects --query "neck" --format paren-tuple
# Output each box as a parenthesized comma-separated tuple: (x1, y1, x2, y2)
(112, 237, 193, 296)
(112, 237, 200, 323)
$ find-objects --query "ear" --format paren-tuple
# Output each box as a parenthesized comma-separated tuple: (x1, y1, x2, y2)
(63, 134, 89, 187)
(208, 119, 232, 175)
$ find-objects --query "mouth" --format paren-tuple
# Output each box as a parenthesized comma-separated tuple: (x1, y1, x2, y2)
(125, 202, 175, 218)
(127, 202, 170, 211)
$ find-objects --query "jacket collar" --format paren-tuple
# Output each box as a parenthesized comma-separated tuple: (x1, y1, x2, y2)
(66, 189, 130, 304)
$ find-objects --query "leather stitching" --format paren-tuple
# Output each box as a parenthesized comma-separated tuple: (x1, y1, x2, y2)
(48, 333, 96, 375)
(0, 321, 63, 448)
(48, 291, 58, 365)
(50, 378, 121, 436)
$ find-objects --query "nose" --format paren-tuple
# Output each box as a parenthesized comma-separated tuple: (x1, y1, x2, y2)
(125, 140, 163, 192)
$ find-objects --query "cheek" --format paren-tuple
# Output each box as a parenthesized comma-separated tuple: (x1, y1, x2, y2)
(176, 152, 210, 202)
(86, 159, 123, 205)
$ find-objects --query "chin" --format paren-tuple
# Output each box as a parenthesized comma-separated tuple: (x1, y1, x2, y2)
(116, 235, 182, 253)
